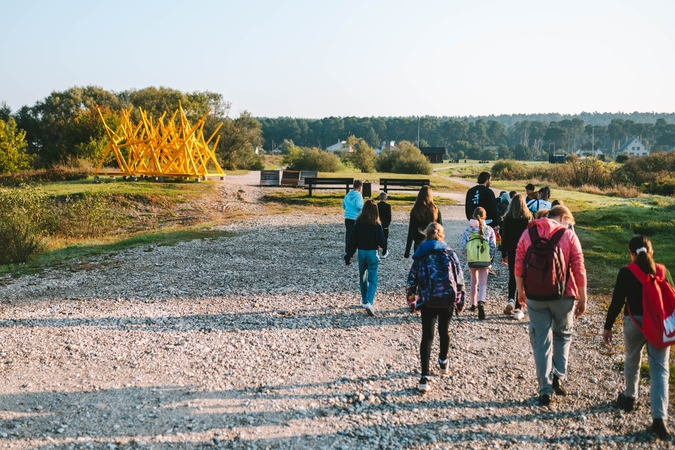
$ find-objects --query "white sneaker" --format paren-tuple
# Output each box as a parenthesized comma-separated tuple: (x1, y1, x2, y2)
(380, 249, 390, 259)
(513, 309, 525, 320)
(364, 304, 375, 316)
(504, 299, 515, 315)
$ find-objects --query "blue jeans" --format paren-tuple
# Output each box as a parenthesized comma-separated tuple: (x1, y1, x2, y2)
(357, 249, 379, 305)
(624, 316, 670, 419)
(527, 297, 575, 396)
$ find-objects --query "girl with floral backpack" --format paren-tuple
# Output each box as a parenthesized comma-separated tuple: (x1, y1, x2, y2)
(406, 222, 466, 394)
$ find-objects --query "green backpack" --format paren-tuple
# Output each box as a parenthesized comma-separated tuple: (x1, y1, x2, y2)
(466, 231, 491, 268)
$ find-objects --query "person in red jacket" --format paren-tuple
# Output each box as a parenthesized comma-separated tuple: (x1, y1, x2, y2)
(514, 205, 587, 406)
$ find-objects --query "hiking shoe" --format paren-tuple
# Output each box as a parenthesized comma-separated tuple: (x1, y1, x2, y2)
(381, 249, 390, 259)
(364, 304, 375, 316)
(616, 392, 636, 412)
(504, 300, 514, 315)
(419, 376, 431, 394)
(539, 394, 551, 406)
(552, 374, 567, 396)
(478, 302, 486, 320)
(513, 309, 525, 320)
(652, 418, 670, 440)
(438, 358, 449, 375)
(469, 304, 477, 312)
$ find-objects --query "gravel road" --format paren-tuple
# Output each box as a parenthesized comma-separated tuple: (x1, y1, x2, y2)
(0, 174, 671, 449)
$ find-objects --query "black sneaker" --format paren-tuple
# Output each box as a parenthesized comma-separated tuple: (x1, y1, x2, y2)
(438, 358, 449, 375)
(478, 302, 486, 320)
(652, 418, 670, 440)
(616, 392, 636, 412)
(419, 376, 431, 394)
(552, 374, 567, 396)
(469, 304, 477, 312)
(539, 394, 551, 406)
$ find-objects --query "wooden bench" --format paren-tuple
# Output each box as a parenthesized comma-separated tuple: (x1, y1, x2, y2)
(379, 178, 430, 193)
(304, 177, 354, 196)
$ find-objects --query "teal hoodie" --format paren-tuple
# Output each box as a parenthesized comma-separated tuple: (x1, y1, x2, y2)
(342, 190, 364, 220)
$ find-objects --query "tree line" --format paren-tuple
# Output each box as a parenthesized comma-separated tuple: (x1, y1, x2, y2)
(259, 115, 675, 161)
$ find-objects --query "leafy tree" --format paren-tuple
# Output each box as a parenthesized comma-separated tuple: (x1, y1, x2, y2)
(217, 111, 263, 170)
(0, 101, 11, 122)
(0, 118, 32, 173)
(513, 144, 532, 161)
(497, 144, 512, 160)
(376, 140, 432, 174)
(543, 125, 569, 152)
(346, 136, 376, 173)
(286, 147, 343, 172)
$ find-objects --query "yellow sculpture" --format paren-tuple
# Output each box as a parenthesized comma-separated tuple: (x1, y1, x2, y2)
(94, 102, 225, 179)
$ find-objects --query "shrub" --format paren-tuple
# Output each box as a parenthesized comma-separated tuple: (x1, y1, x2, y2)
(613, 152, 675, 196)
(0, 187, 45, 264)
(376, 141, 432, 174)
(43, 193, 120, 239)
(286, 147, 344, 172)
(615, 154, 630, 163)
(491, 160, 527, 180)
(0, 167, 90, 186)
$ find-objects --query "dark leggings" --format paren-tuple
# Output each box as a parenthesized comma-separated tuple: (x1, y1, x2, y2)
(345, 219, 355, 251)
(506, 254, 522, 309)
(420, 305, 453, 376)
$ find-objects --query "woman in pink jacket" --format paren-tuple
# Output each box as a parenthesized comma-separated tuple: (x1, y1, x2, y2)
(514, 205, 587, 406)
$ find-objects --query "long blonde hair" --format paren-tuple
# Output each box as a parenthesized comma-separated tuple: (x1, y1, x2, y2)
(356, 200, 380, 226)
(503, 193, 533, 221)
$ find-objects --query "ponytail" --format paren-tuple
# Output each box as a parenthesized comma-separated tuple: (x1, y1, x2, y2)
(472, 207, 487, 240)
(629, 235, 656, 275)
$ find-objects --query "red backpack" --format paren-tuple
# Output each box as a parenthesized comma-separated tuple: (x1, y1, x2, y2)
(626, 263, 675, 349)
(523, 225, 567, 301)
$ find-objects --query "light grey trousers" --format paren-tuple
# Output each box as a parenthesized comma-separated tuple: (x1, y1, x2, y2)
(527, 298, 575, 396)
(623, 316, 670, 419)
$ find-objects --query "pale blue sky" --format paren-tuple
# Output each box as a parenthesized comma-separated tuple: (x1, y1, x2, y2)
(1, 0, 674, 118)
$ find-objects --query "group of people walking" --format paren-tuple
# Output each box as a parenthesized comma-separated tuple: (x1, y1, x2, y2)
(341, 173, 671, 440)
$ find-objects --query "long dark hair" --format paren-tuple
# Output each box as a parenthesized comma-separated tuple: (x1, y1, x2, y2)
(356, 200, 380, 226)
(629, 235, 656, 275)
(410, 185, 439, 224)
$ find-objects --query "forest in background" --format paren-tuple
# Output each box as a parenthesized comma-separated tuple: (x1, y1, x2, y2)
(2, 85, 675, 175)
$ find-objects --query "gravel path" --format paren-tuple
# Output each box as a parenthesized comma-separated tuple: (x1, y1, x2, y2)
(0, 174, 671, 449)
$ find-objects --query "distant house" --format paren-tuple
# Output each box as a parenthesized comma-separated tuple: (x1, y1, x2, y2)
(375, 140, 395, 154)
(618, 137, 649, 157)
(575, 142, 604, 158)
(326, 140, 353, 152)
(419, 147, 446, 164)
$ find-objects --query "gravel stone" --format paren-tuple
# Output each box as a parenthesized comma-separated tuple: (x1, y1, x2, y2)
(0, 173, 671, 449)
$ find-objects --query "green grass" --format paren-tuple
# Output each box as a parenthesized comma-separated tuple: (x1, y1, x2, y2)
(32, 176, 216, 198)
(0, 228, 233, 277)
(261, 191, 458, 208)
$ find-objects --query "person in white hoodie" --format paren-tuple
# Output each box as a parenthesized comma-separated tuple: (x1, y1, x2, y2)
(342, 180, 364, 252)
(460, 207, 497, 320)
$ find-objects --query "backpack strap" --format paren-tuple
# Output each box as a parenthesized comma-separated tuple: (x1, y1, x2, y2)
(656, 263, 666, 280)
(626, 262, 650, 285)
(549, 227, 566, 246)
(625, 262, 649, 335)
(527, 225, 540, 243)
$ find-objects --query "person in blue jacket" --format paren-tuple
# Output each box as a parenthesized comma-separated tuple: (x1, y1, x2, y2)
(342, 180, 364, 252)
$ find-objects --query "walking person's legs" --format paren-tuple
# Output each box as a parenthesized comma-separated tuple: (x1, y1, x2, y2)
(623, 316, 646, 401)
(345, 219, 355, 252)
(646, 341, 670, 420)
(527, 299, 554, 400)
(364, 250, 379, 306)
(477, 267, 489, 303)
(469, 268, 479, 307)
(419, 306, 438, 377)
(436, 307, 453, 365)
(549, 298, 575, 380)
(357, 250, 368, 304)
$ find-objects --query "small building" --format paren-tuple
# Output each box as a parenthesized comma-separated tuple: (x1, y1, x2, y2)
(618, 137, 649, 157)
(575, 142, 604, 158)
(419, 147, 446, 164)
(326, 140, 353, 152)
(375, 140, 395, 154)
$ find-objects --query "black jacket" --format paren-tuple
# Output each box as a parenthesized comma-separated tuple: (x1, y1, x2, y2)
(604, 265, 674, 330)
(465, 185, 498, 225)
(500, 217, 530, 258)
(346, 223, 387, 258)
(404, 210, 443, 258)
(378, 201, 392, 228)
